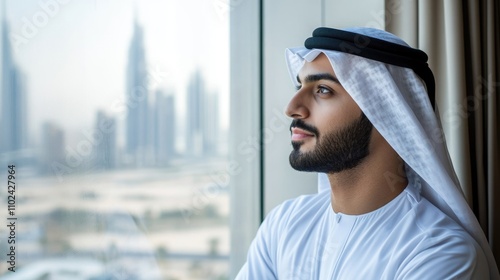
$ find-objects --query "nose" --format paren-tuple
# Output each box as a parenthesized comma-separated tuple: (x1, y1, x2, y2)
(285, 90, 309, 119)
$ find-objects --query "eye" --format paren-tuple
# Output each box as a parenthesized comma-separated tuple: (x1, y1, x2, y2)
(316, 86, 333, 96)
(295, 84, 302, 91)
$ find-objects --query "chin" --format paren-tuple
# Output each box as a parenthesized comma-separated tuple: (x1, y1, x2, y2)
(292, 141, 315, 152)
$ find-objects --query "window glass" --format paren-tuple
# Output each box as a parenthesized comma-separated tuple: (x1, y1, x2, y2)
(0, 1, 230, 279)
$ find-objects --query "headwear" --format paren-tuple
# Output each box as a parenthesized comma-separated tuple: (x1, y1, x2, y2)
(304, 27, 435, 109)
(285, 27, 499, 278)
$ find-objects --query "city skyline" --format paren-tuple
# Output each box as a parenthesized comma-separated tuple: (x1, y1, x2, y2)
(0, 0, 228, 173)
(0, 0, 229, 151)
(0, 1, 231, 278)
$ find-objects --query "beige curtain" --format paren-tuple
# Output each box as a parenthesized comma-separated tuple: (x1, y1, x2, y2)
(386, 0, 500, 266)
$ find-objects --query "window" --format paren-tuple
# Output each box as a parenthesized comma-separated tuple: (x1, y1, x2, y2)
(0, 1, 247, 279)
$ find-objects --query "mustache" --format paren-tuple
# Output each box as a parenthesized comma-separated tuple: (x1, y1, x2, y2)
(290, 119, 320, 136)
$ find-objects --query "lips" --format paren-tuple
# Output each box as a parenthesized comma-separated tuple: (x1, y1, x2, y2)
(291, 127, 315, 141)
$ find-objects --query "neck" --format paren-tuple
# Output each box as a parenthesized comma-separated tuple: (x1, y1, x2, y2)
(327, 134, 407, 215)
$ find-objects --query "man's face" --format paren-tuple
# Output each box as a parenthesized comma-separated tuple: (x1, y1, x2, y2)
(286, 53, 373, 173)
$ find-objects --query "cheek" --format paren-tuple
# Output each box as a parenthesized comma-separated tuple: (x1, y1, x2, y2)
(314, 105, 357, 134)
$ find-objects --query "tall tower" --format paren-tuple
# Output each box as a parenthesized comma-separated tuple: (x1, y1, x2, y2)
(125, 13, 149, 165)
(186, 70, 220, 158)
(154, 90, 176, 165)
(202, 91, 219, 156)
(40, 122, 65, 174)
(186, 70, 204, 157)
(93, 111, 116, 170)
(0, 1, 27, 153)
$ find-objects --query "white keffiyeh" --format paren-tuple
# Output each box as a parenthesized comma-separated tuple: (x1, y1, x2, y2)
(285, 27, 499, 278)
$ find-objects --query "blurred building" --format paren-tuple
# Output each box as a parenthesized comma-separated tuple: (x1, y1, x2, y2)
(39, 122, 65, 174)
(93, 111, 117, 170)
(186, 70, 220, 158)
(202, 91, 220, 156)
(0, 3, 27, 154)
(125, 16, 150, 166)
(186, 70, 204, 157)
(153, 90, 176, 165)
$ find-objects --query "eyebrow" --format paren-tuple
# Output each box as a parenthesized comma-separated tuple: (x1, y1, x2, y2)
(296, 73, 341, 85)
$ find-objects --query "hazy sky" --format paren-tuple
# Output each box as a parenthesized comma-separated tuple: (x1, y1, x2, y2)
(2, 0, 229, 147)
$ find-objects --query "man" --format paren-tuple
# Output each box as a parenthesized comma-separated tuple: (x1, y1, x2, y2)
(236, 27, 499, 279)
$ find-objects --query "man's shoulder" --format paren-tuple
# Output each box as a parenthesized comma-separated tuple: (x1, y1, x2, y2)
(410, 194, 472, 235)
(267, 190, 330, 219)
(397, 200, 488, 278)
(385, 188, 477, 247)
(262, 190, 330, 231)
(388, 192, 488, 278)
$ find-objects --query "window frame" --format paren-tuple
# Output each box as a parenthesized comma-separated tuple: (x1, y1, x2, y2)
(228, 0, 263, 277)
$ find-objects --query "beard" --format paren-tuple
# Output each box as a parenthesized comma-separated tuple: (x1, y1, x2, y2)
(289, 113, 373, 174)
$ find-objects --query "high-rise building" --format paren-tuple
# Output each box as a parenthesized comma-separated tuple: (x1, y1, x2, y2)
(186, 70, 220, 157)
(186, 70, 204, 157)
(0, 2, 27, 154)
(93, 111, 117, 170)
(202, 92, 219, 156)
(153, 90, 176, 165)
(40, 122, 65, 174)
(125, 15, 149, 165)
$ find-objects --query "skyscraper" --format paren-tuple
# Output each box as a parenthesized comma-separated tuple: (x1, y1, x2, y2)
(0, 2, 27, 154)
(125, 15, 149, 165)
(202, 91, 219, 156)
(93, 111, 117, 170)
(154, 90, 176, 165)
(186, 70, 220, 157)
(40, 122, 65, 174)
(186, 70, 204, 157)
